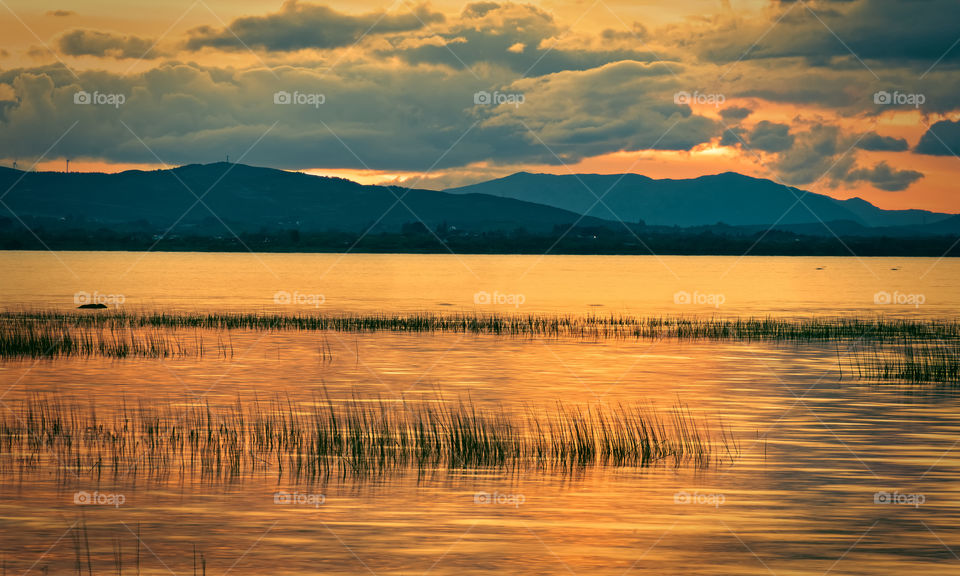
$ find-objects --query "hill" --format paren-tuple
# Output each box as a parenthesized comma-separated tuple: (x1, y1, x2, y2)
(445, 171, 954, 229)
(0, 163, 602, 235)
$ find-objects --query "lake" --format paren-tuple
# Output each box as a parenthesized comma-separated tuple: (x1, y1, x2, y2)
(0, 251, 955, 316)
(1, 252, 958, 575)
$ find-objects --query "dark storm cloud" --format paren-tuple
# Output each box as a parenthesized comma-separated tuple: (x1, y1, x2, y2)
(186, 1, 444, 52)
(746, 121, 794, 152)
(843, 161, 923, 191)
(914, 120, 960, 156)
(46, 10, 75, 17)
(856, 131, 908, 152)
(58, 29, 160, 59)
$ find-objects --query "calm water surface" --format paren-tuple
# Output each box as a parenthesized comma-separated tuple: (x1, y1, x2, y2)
(0, 251, 956, 316)
(1, 252, 958, 574)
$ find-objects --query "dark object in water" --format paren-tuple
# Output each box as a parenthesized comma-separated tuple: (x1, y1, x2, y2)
(77, 303, 108, 309)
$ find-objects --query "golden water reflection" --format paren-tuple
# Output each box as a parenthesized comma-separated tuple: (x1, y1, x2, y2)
(1, 252, 959, 574)
(1, 331, 958, 574)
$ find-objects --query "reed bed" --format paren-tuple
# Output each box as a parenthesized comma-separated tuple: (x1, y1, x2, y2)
(1, 310, 958, 358)
(850, 341, 960, 384)
(0, 395, 736, 483)
(0, 314, 233, 358)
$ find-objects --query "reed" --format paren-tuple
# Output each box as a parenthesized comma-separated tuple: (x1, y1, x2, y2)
(850, 340, 960, 384)
(0, 394, 735, 482)
(1, 310, 957, 358)
(0, 314, 233, 358)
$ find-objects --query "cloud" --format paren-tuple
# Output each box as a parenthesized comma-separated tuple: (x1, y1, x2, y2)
(725, 65, 960, 116)
(843, 161, 923, 191)
(58, 29, 159, 59)
(856, 131, 908, 151)
(719, 106, 752, 121)
(733, 66, 871, 110)
(0, 0, 946, 203)
(0, 59, 720, 172)
(601, 23, 648, 42)
(477, 60, 720, 163)
(719, 126, 746, 147)
(688, 0, 960, 67)
(664, 2, 960, 116)
(771, 123, 854, 186)
(393, 2, 666, 76)
(747, 120, 794, 152)
(186, 1, 444, 52)
(762, 122, 923, 191)
(462, 2, 501, 18)
(46, 9, 75, 17)
(914, 119, 960, 156)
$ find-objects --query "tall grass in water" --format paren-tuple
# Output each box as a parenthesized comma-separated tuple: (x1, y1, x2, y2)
(0, 314, 233, 358)
(1, 310, 958, 358)
(0, 395, 736, 482)
(850, 341, 960, 384)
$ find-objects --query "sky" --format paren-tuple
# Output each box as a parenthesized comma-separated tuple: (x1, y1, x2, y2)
(0, 0, 958, 212)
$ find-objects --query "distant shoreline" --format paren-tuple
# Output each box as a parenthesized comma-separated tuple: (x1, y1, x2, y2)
(1, 231, 957, 257)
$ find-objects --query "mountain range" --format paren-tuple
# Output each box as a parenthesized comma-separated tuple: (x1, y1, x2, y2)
(446, 171, 952, 229)
(0, 163, 604, 235)
(0, 163, 956, 239)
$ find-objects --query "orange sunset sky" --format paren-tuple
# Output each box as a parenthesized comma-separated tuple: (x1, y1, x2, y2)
(1, 0, 958, 211)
